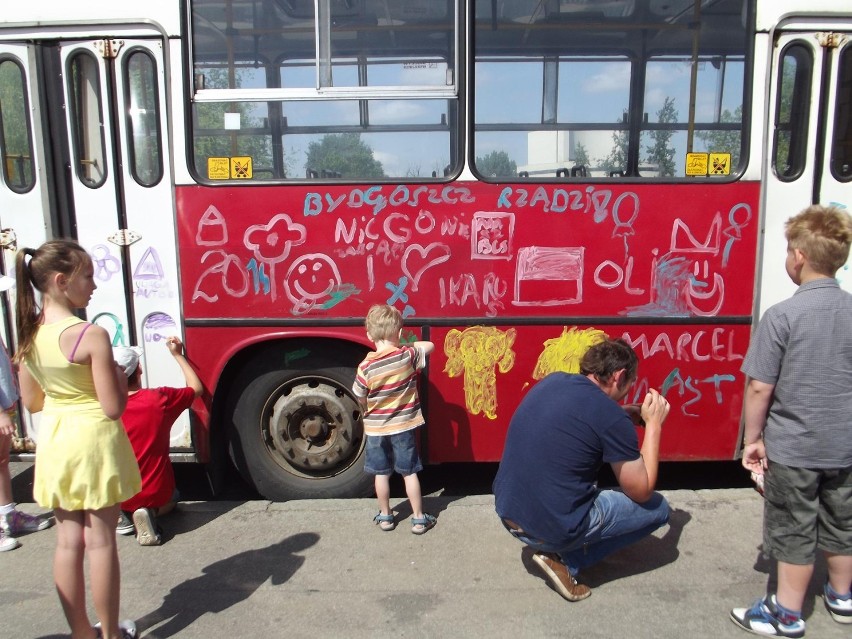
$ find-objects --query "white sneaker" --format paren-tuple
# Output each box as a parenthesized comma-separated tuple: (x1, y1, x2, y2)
(93, 619, 137, 638)
(825, 582, 852, 624)
(0, 528, 19, 552)
(1, 509, 53, 535)
(132, 508, 162, 546)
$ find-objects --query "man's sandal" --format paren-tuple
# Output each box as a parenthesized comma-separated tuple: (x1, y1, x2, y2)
(411, 513, 437, 535)
(373, 512, 396, 531)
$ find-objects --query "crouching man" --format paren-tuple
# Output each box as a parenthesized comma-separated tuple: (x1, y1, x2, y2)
(493, 337, 671, 600)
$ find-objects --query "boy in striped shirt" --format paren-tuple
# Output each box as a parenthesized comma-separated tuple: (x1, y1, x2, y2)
(352, 304, 436, 534)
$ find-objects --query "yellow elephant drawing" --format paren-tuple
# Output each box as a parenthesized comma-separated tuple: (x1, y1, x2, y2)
(444, 326, 516, 420)
(532, 326, 608, 379)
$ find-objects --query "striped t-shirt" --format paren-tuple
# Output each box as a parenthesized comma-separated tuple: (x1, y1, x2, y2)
(352, 344, 426, 436)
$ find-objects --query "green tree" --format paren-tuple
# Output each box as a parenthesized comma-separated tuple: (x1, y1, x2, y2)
(475, 150, 517, 177)
(599, 127, 629, 176)
(645, 96, 678, 177)
(573, 142, 590, 168)
(696, 105, 743, 169)
(305, 133, 385, 179)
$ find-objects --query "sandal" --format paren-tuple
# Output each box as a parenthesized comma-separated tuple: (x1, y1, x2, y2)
(373, 512, 396, 531)
(411, 513, 437, 535)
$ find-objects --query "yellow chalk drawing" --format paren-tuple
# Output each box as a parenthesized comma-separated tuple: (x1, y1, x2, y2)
(444, 326, 516, 420)
(532, 327, 608, 379)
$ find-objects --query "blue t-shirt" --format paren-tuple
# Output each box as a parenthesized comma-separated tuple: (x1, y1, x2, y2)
(493, 373, 640, 546)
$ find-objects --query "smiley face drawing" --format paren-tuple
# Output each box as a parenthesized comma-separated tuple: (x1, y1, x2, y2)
(283, 253, 342, 315)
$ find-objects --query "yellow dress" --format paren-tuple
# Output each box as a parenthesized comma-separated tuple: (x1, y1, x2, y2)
(27, 316, 141, 510)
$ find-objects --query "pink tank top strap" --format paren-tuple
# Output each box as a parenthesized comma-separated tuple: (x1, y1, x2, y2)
(68, 322, 92, 363)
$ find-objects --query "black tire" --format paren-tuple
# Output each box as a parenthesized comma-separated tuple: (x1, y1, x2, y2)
(228, 345, 373, 500)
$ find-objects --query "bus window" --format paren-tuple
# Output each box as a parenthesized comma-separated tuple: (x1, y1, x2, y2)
(189, 0, 458, 182)
(472, 0, 749, 181)
(0, 57, 35, 193)
(831, 43, 852, 181)
(773, 43, 812, 181)
(193, 101, 274, 177)
(641, 56, 745, 177)
(124, 49, 163, 187)
(67, 51, 108, 188)
(474, 56, 632, 179)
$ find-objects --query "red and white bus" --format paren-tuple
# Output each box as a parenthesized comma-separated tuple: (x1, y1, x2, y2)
(1, 0, 849, 499)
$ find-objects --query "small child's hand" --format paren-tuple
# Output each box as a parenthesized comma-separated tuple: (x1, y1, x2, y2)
(166, 336, 185, 356)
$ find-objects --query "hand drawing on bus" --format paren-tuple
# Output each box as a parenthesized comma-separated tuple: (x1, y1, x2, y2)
(661, 368, 705, 417)
(195, 205, 229, 246)
(192, 249, 250, 303)
(385, 275, 410, 308)
(243, 213, 307, 301)
(444, 326, 516, 420)
(134, 246, 164, 280)
(90, 244, 120, 282)
(594, 257, 646, 296)
(623, 213, 728, 317)
(401, 242, 451, 292)
(532, 326, 608, 379)
(382, 274, 420, 317)
(609, 191, 640, 257)
(283, 253, 342, 315)
(134, 246, 173, 299)
(513, 246, 584, 306)
(471, 211, 514, 260)
(438, 272, 508, 317)
(722, 203, 752, 267)
(686, 261, 725, 316)
(91, 312, 126, 347)
(142, 312, 178, 344)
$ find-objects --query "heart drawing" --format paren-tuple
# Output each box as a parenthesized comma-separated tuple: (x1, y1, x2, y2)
(401, 243, 451, 292)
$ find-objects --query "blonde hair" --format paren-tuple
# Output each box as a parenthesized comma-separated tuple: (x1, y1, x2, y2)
(365, 304, 402, 341)
(14, 240, 90, 363)
(785, 205, 852, 276)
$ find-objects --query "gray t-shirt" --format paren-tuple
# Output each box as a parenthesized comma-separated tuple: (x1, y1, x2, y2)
(741, 278, 852, 468)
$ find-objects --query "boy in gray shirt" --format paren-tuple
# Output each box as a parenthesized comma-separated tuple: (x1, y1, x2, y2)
(731, 205, 852, 637)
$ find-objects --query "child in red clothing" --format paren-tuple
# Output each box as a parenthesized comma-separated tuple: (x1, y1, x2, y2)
(113, 337, 202, 546)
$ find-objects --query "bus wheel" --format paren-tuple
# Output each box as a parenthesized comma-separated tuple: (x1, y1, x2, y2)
(230, 364, 372, 500)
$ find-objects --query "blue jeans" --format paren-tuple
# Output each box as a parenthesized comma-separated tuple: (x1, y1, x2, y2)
(363, 430, 423, 476)
(507, 489, 670, 576)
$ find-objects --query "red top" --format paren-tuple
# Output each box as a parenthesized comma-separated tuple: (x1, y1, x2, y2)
(120, 387, 195, 512)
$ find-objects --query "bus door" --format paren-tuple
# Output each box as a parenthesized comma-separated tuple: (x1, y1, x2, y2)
(0, 44, 53, 448)
(57, 38, 189, 446)
(0, 37, 189, 448)
(0, 45, 50, 365)
(760, 25, 852, 314)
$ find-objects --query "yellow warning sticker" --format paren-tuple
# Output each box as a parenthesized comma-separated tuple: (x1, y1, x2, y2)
(230, 156, 253, 179)
(685, 153, 708, 176)
(207, 157, 230, 180)
(709, 153, 731, 175)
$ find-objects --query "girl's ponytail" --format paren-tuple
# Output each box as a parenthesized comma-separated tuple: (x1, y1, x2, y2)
(13, 240, 88, 363)
(15, 247, 40, 363)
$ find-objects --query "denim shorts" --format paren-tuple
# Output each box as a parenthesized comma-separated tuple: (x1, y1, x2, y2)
(763, 461, 852, 564)
(363, 429, 423, 476)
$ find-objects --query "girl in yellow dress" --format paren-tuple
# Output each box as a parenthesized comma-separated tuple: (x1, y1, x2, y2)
(15, 240, 141, 639)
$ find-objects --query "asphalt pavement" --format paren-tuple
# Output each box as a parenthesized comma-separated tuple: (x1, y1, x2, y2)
(2, 463, 848, 639)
